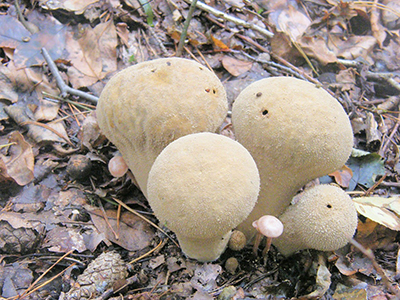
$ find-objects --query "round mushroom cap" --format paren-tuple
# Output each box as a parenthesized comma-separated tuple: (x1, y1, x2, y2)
(232, 77, 353, 189)
(147, 132, 260, 240)
(97, 58, 228, 197)
(273, 184, 358, 256)
(252, 215, 283, 238)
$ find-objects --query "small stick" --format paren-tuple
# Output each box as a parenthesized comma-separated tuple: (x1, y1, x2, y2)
(350, 238, 400, 296)
(41, 48, 99, 104)
(184, 0, 274, 38)
(177, 0, 198, 56)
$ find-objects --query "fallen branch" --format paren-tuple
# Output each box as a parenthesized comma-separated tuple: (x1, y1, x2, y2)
(41, 48, 99, 104)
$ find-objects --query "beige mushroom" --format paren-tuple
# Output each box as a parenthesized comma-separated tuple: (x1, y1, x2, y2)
(273, 184, 358, 256)
(232, 77, 353, 239)
(108, 154, 128, 178)
(147, 132, 260, 262)
(252, 215, 283, 256)
(97, 58, 228, 198)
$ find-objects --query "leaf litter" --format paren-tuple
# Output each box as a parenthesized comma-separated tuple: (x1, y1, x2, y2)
(1, 0, 400, 299)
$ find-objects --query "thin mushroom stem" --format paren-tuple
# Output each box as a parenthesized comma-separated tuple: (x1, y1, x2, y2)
(252, 232, 263, 255)
(262, 237, 273, 257)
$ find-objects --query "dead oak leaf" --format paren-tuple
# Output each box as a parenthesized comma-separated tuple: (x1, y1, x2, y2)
(222, 56, 252, 77)
(0, 131, 34, 186)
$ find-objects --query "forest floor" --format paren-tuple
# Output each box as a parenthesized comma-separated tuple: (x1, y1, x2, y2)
(1, 0, 400, 299)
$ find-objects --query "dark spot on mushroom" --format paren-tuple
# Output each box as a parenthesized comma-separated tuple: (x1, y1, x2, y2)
(167, 62, 171, 66)
(262, 110, 268, 116)
(256, 92, 262, 97)
(212, 89, 216, 94)
(327, 204, 332, 208)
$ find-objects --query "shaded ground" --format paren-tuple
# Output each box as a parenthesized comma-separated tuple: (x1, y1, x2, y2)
(1, 0, 400, 299)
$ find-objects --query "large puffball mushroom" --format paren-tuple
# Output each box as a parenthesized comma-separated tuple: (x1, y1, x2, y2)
(273, 184, 358, 256)
(232, 77, 353, 239)
(97, 58, 228, 198)
(147, 132, 260, 262)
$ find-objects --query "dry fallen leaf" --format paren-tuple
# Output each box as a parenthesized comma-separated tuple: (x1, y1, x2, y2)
(0, 131, 34, 186)
(329, 165, 353, 188)
(88, 208, 155, 251)
(222, 56, 253, 77)
(353, 196, 400, 231)
(65, 20, 118, 89)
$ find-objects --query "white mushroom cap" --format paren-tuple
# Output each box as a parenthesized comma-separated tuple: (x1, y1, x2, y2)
(147, 132, 260, 262)
(97, 58, 228, 198)
(273, 184, 358, 256)
(232, 77, 353, 239)
(252, 215, 284, 238)
(108, 155, 128, 178)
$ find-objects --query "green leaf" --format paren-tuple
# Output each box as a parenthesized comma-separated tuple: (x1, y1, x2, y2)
(347, 152, 386, 191)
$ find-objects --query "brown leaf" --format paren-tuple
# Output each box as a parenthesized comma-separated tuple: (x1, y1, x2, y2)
(89, 209, 155, 251)
(65, 20, 118, 89)
(43, 227, 87, 253)
(0, 131, 34, 186)
(211, 35, 230, 51)
(0, 15, 31, 49)
(222, 56, 253, 77)
(13, 12, 67, 68)
(329, 165, 353, 188)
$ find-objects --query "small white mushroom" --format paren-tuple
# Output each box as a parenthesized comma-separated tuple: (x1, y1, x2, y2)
(252, 215, 283, 256)
(147, 132, 260, 262)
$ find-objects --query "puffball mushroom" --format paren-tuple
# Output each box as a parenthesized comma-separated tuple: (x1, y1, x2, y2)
(147, 132, 260, 262)
(273, 184, 358, 256)
(97, 58, 228, 198)
(232, 77, 353, 239)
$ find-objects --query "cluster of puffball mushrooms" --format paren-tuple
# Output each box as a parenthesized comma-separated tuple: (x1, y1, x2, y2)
(96, 57, 358, 262)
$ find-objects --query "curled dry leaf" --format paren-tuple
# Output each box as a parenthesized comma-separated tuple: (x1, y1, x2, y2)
(0, 131, 34, 186)
(4, 105, 71, 144)
(353, 196, 400, 231)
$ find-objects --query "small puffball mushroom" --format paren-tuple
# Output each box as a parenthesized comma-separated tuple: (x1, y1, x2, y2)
(273, 184, 358, 256)
(228, 230, 247, 251)
(232, 77, 353, 239)
(147, 132, 260, 262)
(252, 215, 283, 256)
(108, 154, 128, 178)
(97, 58, 228, 198)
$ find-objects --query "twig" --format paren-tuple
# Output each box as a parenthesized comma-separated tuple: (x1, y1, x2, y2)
(184, 0, 274, 38)
(177, 0, 198, 56)
(350, 238, 400, 296)
(147, 25, 169, 55)
(19, 250, 74, 298)
(129, 239, 165, 264)
(366, 71, 400, 93)
(41, 48, 99, 104)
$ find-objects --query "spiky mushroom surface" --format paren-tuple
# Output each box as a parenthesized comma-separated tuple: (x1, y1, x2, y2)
(147, 132, 260, 262)
(97, 58, 228, 198)
(273, 184, 358, 256)
(232, 77, 353, 239)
